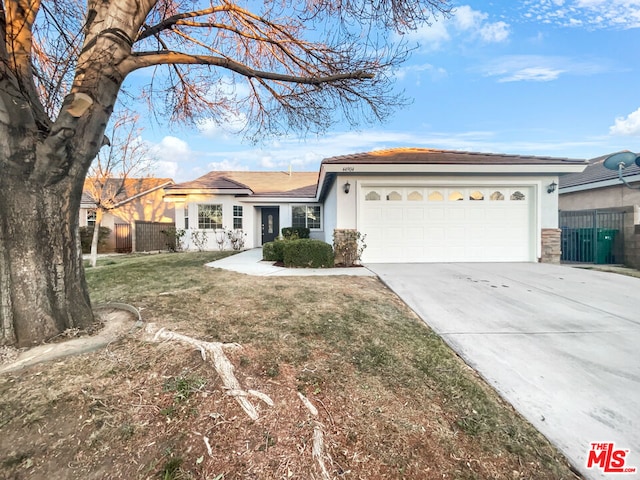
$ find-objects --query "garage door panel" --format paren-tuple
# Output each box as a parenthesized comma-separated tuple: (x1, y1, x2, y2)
(360, 185, 533, 263)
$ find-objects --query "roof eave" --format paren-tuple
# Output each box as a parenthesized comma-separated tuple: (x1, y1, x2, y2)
(559, 174, 640, 193)
(320, 163, 587, 175)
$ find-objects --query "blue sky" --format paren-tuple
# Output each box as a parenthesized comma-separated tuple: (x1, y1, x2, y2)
(136, 1, 640, 181)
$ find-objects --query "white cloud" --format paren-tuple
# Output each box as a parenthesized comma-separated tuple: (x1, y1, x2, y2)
(479, 55, 608, 82)
(207, 159, 251, 171)
(197, 112, 248, 139)
(401, 5, 510, 51)
(453, 5, 488, 31)
(153, 160, 179, 179)
(610, 108, 640, 136)
(154, 136, 190, 160)
(395, 63, 448, 83)
(479, 21, 511, 42)
(501, 66, 565, 82)
(523, 0, 640, 29)
(402, 20, 450, 50)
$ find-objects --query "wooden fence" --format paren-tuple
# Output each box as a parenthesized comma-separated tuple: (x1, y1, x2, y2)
(115, 221, 175, 253)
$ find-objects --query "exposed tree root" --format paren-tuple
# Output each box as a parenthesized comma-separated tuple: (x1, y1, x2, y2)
(298, 392, 332, 480)
(144, 324, 273, 420)
(146, 324, 334, 478)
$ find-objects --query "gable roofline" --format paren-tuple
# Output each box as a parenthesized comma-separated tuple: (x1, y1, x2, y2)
(321, 147, 587, 166)
(165, 171, 319, 198)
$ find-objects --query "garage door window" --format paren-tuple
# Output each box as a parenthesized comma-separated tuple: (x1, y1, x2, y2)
(428, 190, 443, 201)
(469, 190, 485, 201)
(490, 191, 505, 201)
(386, 191, 402, 201)
(448, 191, 464, 201)
(510, 191, 526, 201)
(365, 190, 381, 201)
(408, 190, 423, 201)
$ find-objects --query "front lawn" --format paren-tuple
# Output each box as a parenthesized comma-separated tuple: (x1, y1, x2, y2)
(0, 252, 578, 479)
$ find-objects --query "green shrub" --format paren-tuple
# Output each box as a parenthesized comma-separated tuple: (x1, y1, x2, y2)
(281, 227, 310, 239)
(79, 226, 111, 253)
(263, 239, 286, 262)
(282, 239, 334, 268)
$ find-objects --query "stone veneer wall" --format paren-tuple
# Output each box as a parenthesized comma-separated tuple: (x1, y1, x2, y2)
(622, 207, 640, 269)
(333, 229, 357, 266)
(541, 228, 562, 264)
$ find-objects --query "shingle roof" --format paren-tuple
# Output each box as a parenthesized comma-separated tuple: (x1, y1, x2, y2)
(168, 171, 319, 197)
(321, 147, 585, 165)
(82, 177, 174, 205)
(559, 154, 640, 189)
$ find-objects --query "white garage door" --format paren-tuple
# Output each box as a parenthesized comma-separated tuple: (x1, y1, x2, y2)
(360, 186, 533, 263)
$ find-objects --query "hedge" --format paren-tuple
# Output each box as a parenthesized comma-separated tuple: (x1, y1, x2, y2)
(282, 239, 334, 268)
(281, 227, 310, 239)
(262, 239, 286, 262)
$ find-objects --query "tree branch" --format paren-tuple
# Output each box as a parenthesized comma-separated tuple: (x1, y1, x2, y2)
(121, 51, 373, 84)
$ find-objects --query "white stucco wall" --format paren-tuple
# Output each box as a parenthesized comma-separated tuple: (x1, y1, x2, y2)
(175, 195, 257, 251)
(321, 180, 338, 245)
(172, 196, 326, 249)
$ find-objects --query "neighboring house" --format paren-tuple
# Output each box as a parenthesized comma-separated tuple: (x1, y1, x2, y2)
(559, 155, 640, 267)
(164, 148, 586, 263)
(81, 177, 176, 252)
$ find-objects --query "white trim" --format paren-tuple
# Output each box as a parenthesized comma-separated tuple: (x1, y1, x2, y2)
(236, 196, 317, 204)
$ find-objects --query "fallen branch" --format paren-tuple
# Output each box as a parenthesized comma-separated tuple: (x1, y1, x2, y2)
(145, 324, 272, 420)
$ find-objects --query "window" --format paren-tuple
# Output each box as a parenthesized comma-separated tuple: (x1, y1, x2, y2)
(233, 205, 243, 229)
(490, 191, 504, 201)
(469, 190, 484, 201)
(510, 191, 526, 201)
(408, 190, 423, 201)
(198, 204, 223, 229)
(292, 205, 321, 229)
(386, 191, 402, 201)
(448, 191, 464, 201)
(184, 205, 189, 229)
(365, 190, 381, 201)
(86, 209, 96, 227)
(428, 190, 443, 201)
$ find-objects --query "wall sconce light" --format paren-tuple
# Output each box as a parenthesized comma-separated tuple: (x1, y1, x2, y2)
(547, 181, 557, 194)
(343, 181, 351, 194)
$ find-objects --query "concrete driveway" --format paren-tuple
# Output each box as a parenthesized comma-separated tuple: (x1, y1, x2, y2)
(368, 262, 640, 480)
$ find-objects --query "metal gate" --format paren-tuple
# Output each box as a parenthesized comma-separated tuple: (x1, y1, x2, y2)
(559, 210, 625, 264)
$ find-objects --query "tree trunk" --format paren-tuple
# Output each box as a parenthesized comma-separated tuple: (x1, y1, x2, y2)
(0, 175, 94, 347)
(90, 209, 104, 268)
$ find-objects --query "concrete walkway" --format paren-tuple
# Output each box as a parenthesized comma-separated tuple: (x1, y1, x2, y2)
(206, 248, 375, 276)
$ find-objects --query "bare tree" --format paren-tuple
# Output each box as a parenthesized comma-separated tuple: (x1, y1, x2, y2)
(0, 0, 451, 346)
(85, 110, 153, 267)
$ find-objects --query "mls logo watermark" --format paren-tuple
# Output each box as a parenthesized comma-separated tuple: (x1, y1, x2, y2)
(587, 443, 636, 474)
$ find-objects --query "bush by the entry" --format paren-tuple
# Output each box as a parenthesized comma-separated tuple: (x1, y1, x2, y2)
(282, 239, 334, 268)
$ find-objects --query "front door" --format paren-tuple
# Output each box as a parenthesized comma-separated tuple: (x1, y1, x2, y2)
(261, 208, 280, 244)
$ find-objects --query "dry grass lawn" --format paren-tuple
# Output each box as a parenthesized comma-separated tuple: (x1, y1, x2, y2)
(0, 252, 580, 479)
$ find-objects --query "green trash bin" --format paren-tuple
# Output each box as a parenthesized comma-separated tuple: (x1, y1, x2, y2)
(595, 229, 618, 264)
